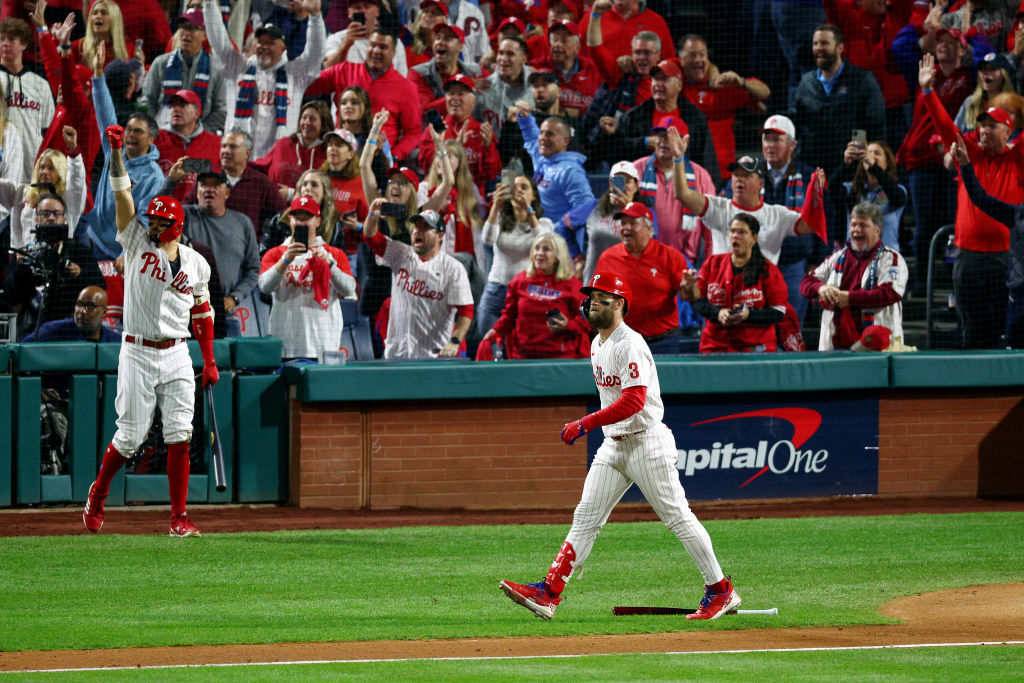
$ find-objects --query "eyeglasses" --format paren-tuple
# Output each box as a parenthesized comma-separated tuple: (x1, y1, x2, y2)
(36, 210, 65, 219)
(74, 302, 105, 311)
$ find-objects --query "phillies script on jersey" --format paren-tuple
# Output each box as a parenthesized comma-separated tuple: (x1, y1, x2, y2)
(140, 253, 194, 295)
(593, 365, 623, 387)
(395, 268, 444, 300)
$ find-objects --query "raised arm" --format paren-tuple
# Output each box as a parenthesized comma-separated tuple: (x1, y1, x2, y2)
(203, 0, 246, 74)
(106, 126, 136, 232)
(668, 129, 709, 215)
(420, 127, 455, 213)
(289, 0, 326, 77)
(360, 109, 389, 205)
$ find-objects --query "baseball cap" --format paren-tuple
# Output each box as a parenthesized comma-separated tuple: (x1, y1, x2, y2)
(650, 115, 688, 137)
(759, 114, 796, 139)
(528, 69, 560, 86)
(324, 128, 358, 149)
(979, 52, 1012, 73)
(548, 18, 579, 36)
(443, 73, 475, 91)
(851, 324, 891, 352)
(935, 27, 967, 47)
(255, 23, 286, 42)
(385, 166, 420, 187)
(434, 22, 465, 43)
(978, 106, 1014, 128)
(609, 160, 640, 181)
(410, 209, 445, 232)
(727, 155, 764, 177)
(175, 8, 204, 29)
(168, 89, 203, 115)
(613, 201, 653, 222)
(650, 59, 683, 80)
(498, 17, 527, 34)
(104, 59, 142, 95)
(196, 169, 227, 185)
(290, 195, 321, 217)
(419, 0, 450, 17)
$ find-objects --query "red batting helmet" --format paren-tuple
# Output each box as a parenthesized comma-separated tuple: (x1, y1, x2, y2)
(580, 272, 632, 314)
(144, 196, 185, 243)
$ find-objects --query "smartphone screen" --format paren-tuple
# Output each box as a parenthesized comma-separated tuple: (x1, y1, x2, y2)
(611, 175, 627, 194)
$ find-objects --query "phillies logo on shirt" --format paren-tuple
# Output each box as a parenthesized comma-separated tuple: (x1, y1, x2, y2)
(6, 92, 41, 110)
(170, 270, 194, 295)
(139, 252, 169, 282)
(256, 90, 291, 106)
(395, 269, 444, 300)
(593, 365, 622, 387)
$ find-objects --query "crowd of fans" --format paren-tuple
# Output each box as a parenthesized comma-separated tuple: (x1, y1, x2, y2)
(2, 0, 1023, 361)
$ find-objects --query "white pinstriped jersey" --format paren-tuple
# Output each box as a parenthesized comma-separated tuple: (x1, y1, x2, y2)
(117, 215, 210, 340)
(591, 323, 664, 437)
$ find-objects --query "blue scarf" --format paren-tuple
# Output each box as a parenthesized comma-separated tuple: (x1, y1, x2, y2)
(234, 63, 289, 131)
(639, 153, 695, 238)
(163, 49, 211, 107)
(833, 243, 883, 324)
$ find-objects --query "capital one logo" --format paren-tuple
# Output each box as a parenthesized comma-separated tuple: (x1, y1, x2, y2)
(675, 408, 827, 488)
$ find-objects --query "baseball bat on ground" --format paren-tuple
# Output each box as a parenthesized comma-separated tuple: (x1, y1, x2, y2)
(205, 386, 226, 492)
(612, 606, 778, 616)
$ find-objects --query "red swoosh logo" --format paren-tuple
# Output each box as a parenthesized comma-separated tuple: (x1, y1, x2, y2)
(689, 409, 822, 488)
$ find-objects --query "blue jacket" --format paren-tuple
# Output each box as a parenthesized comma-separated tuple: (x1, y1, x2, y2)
(86, 75, 166, 260)
(519, 113, 595, 231)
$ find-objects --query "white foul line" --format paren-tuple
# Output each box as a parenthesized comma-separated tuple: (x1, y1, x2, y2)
(3, 640, 1023, 675)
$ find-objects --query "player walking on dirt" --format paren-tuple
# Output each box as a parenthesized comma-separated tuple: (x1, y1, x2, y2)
(499, 272, 740, 620)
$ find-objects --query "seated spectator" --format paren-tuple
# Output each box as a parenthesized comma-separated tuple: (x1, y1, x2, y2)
(153, 90, 222, 200)
(142, 9, 227, 135)
(2, 129, 86, 249)
(481, 232, 589, 359)
(253, 100, 331, 198)
(258, 195, 356, 360)
(678, 33, 769, 181)
(580, 0, 674, 62)
(402, 0, 449, 68)
(800, 202, 907, 350)
(362, 201, 474, 359)
(320, 129, 369, 272)
(955, 53, 1017, 134)
(835, 139, 907, 251)
(418, 74, 501, 199)
(683, 213, 787, 353)
(0, 17, 56, 181)
(419, 139, 485, 259)
(409, 23, 483, 117)
(477, 174, 554, 337)
(530, 19, 602, 118)
(72, 0, 135, 69)
(0, 84, 25, 188)
(5, 193, 105, 335)
(22, 285, 119, 342)
(591, 201, 694, 354)
(517, 110, 595, 229)
(324, 0, 409, 74)
(474, 36, 535, 135)
(203, 0, 326, 159)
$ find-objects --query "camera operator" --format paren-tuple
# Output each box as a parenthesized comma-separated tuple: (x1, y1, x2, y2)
(3, 194, 105, 338)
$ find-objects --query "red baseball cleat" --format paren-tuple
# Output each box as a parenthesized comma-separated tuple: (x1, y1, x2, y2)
(499, 579, 562, 620)
(169, 514, 202, 538)
(82, 482, 106, 533)
(686, 576, 741, 620)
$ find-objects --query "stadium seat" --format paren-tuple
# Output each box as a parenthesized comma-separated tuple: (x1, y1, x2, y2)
(340, 300, 375, 361)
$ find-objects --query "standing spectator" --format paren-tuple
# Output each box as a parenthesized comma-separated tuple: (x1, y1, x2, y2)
(955, 52, 1017, 133)
(203, 0, 326, 158)
(530, 19, 603, 118)
(477, 174, 553, 337)
(420, 140, 485, 259)
(800, 202, 907, 350)
(0, 82, 25, 189)
(262, 169, 341, 256)
(572, 161, 643, 284)
(789, 23, 886, 176)
(402, 0, 449, 69)
(142, 8, 228, 134)
(153, 90, 222, 200)
(434, 0, 489, 65)
(517, 110, 595, 229)
(409, 23, 482, 116)
(107, 0, 172, 62)
(473, 36, 535, 135)
(835, 139, 907, 251)
(920, 52, 1024, 348)
(175, 168, 260, 336)
(323, 0, 409, 75)
(86, 45, 164, 261)
(307, 29, 422, 163)
(498, 75, 581, 175)
(362, 201, 474, 359)
(579, 0, 674, 62)
(72, 0, 134, 69)
(259, 195, 356, 360)
(683, 213, 788, 353)
(0, 17, 56, 180)
(266, 0, 321, 61)
(678, 34, 770, 181)
(103, 58, 144, 126)
(252, 100, 331, 197)
(767, 0, 826, 106)
(592, 201, 694, 354)
(481, 232, 589, 359)
(320, 128, 369, 272)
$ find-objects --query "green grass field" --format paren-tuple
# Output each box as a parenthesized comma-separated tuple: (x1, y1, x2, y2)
(1, 511, 1022, 679)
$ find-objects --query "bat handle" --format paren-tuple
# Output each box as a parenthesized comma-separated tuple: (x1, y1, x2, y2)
(735, 608, 778, 615)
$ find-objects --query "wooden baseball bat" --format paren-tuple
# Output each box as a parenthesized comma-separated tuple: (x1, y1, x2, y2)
(205, 386, 226, 493)
(612, 606, 778, 616)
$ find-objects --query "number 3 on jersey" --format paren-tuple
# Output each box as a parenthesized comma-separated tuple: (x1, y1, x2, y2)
(628, 362, 639, 379)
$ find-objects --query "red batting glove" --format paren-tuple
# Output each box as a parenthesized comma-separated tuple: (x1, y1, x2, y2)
(201, 362, 219, 388)
(561, 419, 586, 445)
(106, 125, 125, 149)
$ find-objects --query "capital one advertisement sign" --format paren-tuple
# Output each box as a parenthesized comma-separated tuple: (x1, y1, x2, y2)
(587, 396, 879, 501)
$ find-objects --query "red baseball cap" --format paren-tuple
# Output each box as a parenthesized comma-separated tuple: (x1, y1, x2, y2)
(935, 27, 967, 47)
(442, 72, 475, 91)
(548, 18, 579, 37)
(499, 17, 527, 34)
(613, 201, 654, 223)
(651, 114, 688, 137)
(650, 59, 683, 80)
(978, 106, 1014, 128)
(851, 324, 891, 352)
(434, 22, 465, 43)
(289, 195, 321, 217)
(168, 89, 203, 115)
(386, 166, 420, 187)
(419, 0, 449, 18)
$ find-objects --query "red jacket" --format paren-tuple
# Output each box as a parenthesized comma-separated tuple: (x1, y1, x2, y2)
(154, 128, 222, 201)
(823, 0, 912, 108)
(579, 6, 674, 62)
(418, 115, 502, 195)
(594, 239, 688, 338)
(682, 79, 761, 179)
(697, 253, 788, 353)
(306, 62, 423, 161)
(252, 135, 328, 189)
(896, 67, 973, 170)
(491, 270, 590, 359)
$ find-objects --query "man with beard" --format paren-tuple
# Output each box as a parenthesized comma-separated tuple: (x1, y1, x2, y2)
(790, 23, 885, 176)
(499, 71, 582, 173)
(530, 19, 602, 118)
(473, 36, 534, 137)
(499, 270, 741, 622)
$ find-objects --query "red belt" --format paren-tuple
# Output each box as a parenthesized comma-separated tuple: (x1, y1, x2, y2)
(612, 430, 646, 442)
(125, 335, 183, 349)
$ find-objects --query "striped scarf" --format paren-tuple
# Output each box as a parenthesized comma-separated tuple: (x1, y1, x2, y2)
(162, 49, 211, 107)
(234, 63, 289, 131)
(639, 153, 695, 238)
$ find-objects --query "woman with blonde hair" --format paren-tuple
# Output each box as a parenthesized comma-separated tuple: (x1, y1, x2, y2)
(0, 83, 26, 191)
(421, 139, 484, 258)
(73, 0, 132, 68)
(402, 0, 448, 67)
(480, 232, 590, 360)
(260, 169, 338, 255)
(320, 128, 368, 273)
(955, 54, 1017, 134)
(837, 139, 907, 251)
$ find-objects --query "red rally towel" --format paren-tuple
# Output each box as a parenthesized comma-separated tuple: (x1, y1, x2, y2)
(299, 256, 332, 310)
(800, 174, 828, 244)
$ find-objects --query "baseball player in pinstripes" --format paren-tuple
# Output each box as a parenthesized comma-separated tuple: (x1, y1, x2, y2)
(83, 124, 219, 538)
(500, 272, 740, 620)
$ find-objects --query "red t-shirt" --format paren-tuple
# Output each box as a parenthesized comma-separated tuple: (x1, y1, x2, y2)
(328, 174, 370, 255)
(697, 253, 787, 353)
(579, 7, 675, 62)
(682, 80, 760, 179)
(593, 240, 687, 338)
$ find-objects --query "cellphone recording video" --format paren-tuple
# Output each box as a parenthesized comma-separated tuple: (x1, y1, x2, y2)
(426, 109, 446, 133)
(611, 174, 628, 194)
(546, 308, 562, 319)
(182, 158, 212, 174)
(851, 129, 867, 147)
(380, 202, 407, 219)
(501, 169, 516, 191)
(352, 11, 367, 25)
